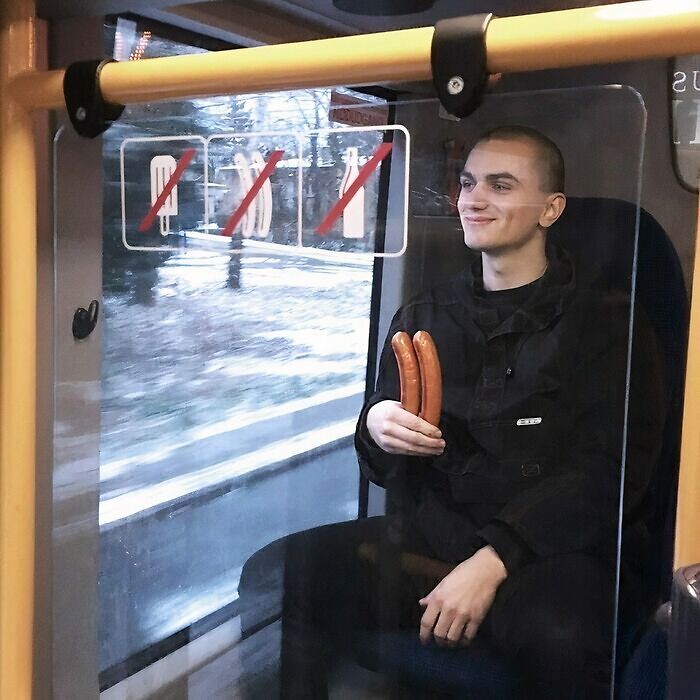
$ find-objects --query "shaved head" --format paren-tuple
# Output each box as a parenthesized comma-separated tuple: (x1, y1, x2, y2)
(474, 126, 565, 194)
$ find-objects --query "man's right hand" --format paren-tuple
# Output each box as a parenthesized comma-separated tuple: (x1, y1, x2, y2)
(366, 400, 445, 457)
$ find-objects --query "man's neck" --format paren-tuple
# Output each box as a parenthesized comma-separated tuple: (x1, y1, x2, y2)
(481, 241, 548, 292)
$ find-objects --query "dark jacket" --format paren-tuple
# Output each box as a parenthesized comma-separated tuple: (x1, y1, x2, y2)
(355, 243, 664, 577)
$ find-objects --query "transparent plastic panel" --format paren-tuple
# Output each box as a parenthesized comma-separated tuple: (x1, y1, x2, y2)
(54, 80, 655, 700)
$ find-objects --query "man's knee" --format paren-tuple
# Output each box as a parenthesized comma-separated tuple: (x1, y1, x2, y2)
(486, 555, 615, 694)
(519, 614, 602, 672)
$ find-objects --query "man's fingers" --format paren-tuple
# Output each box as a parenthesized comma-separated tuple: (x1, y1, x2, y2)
(383, 438, 444, 454)
(463, 619, 481, 643)
(432, 609, 456, 647)
(419, 602, 440, 645)
(394, 409, 443, 438)
(382, 436, 442, 456)
(446, 615, 469, 646)
(383, 424, 444, 454)
(368, 401, 445, 456)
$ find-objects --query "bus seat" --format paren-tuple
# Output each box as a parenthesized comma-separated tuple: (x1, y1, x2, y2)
(352, 197, 688, 697)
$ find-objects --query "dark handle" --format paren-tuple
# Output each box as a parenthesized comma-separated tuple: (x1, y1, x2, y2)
(72, 299, 100, 340)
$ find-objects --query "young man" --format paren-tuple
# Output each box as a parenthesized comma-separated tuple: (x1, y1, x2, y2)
(278, 126, 662, 699)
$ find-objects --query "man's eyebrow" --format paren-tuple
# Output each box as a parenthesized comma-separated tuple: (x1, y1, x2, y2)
(459, 170, 521, 183)
(485, 172, 520, 183)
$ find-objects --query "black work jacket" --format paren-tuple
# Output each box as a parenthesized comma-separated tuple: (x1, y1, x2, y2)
(355, 243, 664, 575)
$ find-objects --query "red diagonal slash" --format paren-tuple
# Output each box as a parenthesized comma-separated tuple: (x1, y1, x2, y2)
(222, 150, 285, 237)
(139, 148, 196, 232)
(316, 142, 393, 235)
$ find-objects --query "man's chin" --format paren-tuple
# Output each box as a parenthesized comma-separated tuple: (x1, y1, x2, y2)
(463, 236, 499, 253)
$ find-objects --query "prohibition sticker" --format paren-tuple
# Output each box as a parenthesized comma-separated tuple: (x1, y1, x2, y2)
(120, 135, 206, 252)
(119, 126, 409, 257)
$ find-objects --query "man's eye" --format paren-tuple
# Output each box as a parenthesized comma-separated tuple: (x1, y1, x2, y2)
(460, 180, 474, 190)
(492, 182, 511, 192)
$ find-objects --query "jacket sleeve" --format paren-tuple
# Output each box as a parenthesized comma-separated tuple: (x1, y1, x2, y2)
(478, 301, 665, 564)
(355, 305, 480, 488)
(355, 308, 416, 487)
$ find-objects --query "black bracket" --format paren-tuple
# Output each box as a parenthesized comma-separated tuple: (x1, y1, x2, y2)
(63, 59, 125, 138)
(72, 300, 100, 340)
(431, 14, 493, 119)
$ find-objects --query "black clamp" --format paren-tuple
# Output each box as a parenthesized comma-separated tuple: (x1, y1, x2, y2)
(431, 14, 493, 119)
(72, 300, 100, 340)
(63, 59, 125, 138)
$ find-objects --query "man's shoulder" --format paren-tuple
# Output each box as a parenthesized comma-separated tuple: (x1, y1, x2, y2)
(389, 272, 472, 336)
(402, 270, 472, 311)
(561, 286, 632, 351)
(567, 286, 630, 321)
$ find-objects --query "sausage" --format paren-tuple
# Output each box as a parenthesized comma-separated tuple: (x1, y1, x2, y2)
(391, 331, 421, 415)
(412, 330, 442, 427)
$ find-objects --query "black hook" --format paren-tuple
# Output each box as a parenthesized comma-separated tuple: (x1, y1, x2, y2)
(72, 300, 100, 340)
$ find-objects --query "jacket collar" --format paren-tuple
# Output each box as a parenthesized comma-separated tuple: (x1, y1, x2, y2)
(455, 240, 577, 339)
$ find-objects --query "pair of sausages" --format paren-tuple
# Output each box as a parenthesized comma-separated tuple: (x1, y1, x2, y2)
(390, 330, 442, 427)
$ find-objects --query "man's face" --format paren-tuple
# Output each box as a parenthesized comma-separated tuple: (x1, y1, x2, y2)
(457, 138, 556, 253)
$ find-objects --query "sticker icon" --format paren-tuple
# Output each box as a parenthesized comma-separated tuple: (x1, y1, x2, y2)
(316, 142, 393, 236)
(233, 152, 256, 238)
(250, 150, 273, 239)
(221, 149, 284, 238)
(149, 155, 179, 236)
(339, 147, 364, 239)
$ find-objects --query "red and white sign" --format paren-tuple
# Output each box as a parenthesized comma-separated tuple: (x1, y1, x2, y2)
(329, 91, 389, 128)
(120, 125, 408, 257)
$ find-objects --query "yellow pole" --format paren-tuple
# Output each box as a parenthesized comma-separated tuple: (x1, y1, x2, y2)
(0, 0, 36, 696)
(9, 0, 700, 110)
(675, 197, 700, 569)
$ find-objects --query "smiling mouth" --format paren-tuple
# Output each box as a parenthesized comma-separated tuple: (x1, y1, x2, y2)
(463, 217, 495, 225)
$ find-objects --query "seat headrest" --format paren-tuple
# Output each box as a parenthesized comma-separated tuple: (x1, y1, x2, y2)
(550, 197, 688, 379)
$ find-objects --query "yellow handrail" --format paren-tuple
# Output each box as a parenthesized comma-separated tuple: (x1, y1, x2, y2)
(9, 1, 700, 110)
(0, 0, 37, 697)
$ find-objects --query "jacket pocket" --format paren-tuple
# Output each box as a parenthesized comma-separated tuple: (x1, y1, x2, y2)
(469, 416, 553, 461)
(448, 452, 547, 504)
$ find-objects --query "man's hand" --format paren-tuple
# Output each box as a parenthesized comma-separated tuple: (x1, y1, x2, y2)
(419, 546, 507, 647)
(366, 400, 445, 457)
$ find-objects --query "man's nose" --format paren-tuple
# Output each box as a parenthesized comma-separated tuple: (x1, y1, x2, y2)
(458, 186, 489, 210)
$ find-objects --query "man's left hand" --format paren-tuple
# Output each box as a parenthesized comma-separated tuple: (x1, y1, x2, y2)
(419, 545, 507, 647)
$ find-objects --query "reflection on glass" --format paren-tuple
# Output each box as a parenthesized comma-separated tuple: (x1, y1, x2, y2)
(99, 18, 380, 682)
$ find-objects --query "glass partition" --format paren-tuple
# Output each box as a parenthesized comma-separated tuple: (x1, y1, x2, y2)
(54, 25, 659, 696)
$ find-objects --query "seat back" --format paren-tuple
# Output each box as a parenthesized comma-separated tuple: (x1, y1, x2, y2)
(549, 197, 688, 607)
(403, 196, 688, 606)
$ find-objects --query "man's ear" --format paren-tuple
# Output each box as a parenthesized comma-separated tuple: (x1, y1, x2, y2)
(539, 193, 566, 229)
